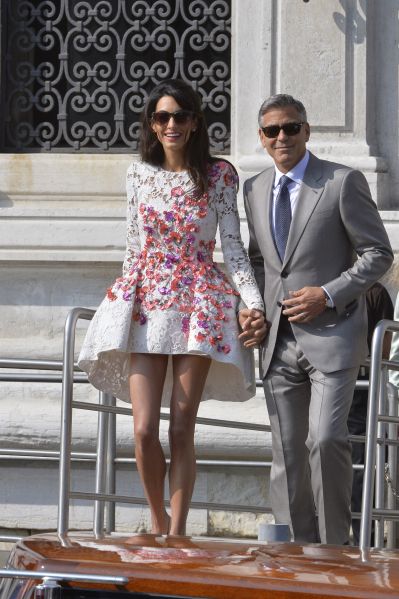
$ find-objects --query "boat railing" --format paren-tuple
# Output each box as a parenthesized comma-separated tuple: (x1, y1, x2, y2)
(359, 319, 399, 550)
(1, 310, 399, 549)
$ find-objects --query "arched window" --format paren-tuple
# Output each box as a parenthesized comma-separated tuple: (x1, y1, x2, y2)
(0, 0, 231, 153)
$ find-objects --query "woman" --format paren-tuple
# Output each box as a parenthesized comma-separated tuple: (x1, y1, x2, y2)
(78, 79, 265, 536)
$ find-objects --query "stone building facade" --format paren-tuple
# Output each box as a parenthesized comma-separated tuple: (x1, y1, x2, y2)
(0, 0, 398, 537)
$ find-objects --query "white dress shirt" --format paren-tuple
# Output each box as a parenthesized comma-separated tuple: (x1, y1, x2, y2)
(271, 150, 310, 231)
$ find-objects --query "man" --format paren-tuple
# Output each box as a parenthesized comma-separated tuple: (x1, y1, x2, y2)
(240, 94, 393, 545)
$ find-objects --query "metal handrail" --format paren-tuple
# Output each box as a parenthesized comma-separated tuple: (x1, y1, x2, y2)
(71, 399, 272, 431)
(0, 448, 274, 467)
(57, 307, 395, 540)
(0, 569, 128, 585)
(0, 350, 277, 532)
(70, 491, 271, 514)
(1, 366, 374, 435)
(54, 307, 277, 535)
(0, 536, 22, 543)
(387, 383, 398, 547)
(0, 373, 88, 383)
(360, 319, 399, 551)
(58, 308, 95, 536)
(0, 359, 64, 370)
(0, 353, 392, 529)
(2, 312, 399, 546)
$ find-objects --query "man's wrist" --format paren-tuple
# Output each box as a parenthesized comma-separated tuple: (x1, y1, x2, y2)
(321, 286, 334, 308)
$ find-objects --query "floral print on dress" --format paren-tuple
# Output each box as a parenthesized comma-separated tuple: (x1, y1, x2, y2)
(77, 160, 264, 404)
(107, 164, 243, 354)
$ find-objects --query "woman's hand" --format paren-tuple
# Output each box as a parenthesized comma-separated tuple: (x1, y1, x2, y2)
(238, 309, 269, 348)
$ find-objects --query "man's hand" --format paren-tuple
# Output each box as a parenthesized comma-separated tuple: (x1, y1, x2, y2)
(238, 308, 269, 348)
(282, 287, 327, 323)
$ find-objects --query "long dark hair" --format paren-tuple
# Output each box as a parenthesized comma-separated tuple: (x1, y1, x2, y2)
(139, 79, 213, 195)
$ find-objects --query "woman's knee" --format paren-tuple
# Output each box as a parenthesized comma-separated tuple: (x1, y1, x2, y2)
(168, 420, 194, 451)
(134, 422, 160, 449)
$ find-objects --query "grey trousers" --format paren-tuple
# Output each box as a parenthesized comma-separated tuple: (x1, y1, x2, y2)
(263, 324, 358, 545)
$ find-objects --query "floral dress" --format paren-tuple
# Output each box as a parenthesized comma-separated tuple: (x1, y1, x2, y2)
(78, 160, 264, 403)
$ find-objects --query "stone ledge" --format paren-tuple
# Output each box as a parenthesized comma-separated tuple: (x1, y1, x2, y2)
(0, 153, 132, 197)
(0, 385, 272, 460)
(0, 461, 270, 536)
(237, 145, 389, 207)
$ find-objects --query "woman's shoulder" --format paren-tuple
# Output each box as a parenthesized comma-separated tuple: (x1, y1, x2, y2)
(127, 159, 159, 176)
(207, 159, 238, 188)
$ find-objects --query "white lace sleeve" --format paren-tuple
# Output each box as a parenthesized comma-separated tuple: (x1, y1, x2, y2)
(214, 162, 264, 311)
(122, 163, 141, 276)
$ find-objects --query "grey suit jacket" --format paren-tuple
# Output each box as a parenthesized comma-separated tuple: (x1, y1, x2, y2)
(243, 152, 394, 376)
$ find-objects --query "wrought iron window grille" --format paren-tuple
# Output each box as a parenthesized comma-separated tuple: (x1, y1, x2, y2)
(0, 0, 231, 153)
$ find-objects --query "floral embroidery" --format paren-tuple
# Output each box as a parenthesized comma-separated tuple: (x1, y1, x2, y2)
(107, 288, 117, 301)
(111, 160, 263, 356)
(111, 174, 239, 353)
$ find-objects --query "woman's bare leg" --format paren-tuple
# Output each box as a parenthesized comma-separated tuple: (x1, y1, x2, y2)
(129, 353, 170, 534)
(168, 355, 211, 535)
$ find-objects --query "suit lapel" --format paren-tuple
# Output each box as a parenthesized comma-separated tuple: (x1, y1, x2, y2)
(283, 153, 324, 267)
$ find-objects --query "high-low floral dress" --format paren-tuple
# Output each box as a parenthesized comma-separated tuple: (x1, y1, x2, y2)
(78, 160, 264, 403)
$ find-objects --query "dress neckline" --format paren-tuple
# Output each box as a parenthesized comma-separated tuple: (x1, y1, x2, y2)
(140, 161, 189, 175)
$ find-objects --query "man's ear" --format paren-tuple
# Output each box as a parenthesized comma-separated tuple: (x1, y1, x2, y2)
(259, 128, 267, 148)
(305, 122, 310, 142)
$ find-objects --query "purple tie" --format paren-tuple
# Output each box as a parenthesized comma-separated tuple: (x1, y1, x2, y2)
(274, 175, 292, 261)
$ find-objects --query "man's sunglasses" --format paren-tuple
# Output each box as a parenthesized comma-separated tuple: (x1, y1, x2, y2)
(261, 122, 304, 138)
(151, 110, 194, 126)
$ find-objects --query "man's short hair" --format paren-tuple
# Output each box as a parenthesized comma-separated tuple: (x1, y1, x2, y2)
(258, 94, 307, 126)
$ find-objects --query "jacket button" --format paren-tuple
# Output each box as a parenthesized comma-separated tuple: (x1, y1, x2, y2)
(281, 271, 288, 279)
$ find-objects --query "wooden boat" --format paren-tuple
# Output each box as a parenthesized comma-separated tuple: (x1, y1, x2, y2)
(2, 531, 399, 599)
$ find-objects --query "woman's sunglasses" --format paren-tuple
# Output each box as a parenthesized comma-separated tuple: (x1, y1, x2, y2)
(151, 110, 194, 126)
(261, 122, 304, 138)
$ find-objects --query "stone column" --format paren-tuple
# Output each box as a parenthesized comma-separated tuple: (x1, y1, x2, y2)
(234, 0, 387, 206)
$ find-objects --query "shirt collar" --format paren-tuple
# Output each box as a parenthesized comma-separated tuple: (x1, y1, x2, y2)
(273, 150, 310, 188)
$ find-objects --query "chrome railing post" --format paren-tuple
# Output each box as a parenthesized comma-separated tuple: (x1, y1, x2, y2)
(387, 382, 398, 548)
(360, 320, 386, 550)
(375, 365, 388, 547)
(58, 307, 95, 536)
(93, 391, 112, 537)
(105, 396, 117, 534)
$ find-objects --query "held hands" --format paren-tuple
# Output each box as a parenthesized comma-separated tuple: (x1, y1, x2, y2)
(281, 286, 327, 323)
(238, 309, 269, 348)
(237, 286, 327, 346)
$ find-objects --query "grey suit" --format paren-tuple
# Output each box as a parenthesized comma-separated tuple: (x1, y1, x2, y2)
(243, 152, 393, 543)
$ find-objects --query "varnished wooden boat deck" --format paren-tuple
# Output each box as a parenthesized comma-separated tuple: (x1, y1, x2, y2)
(6, 532, 399, 598)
